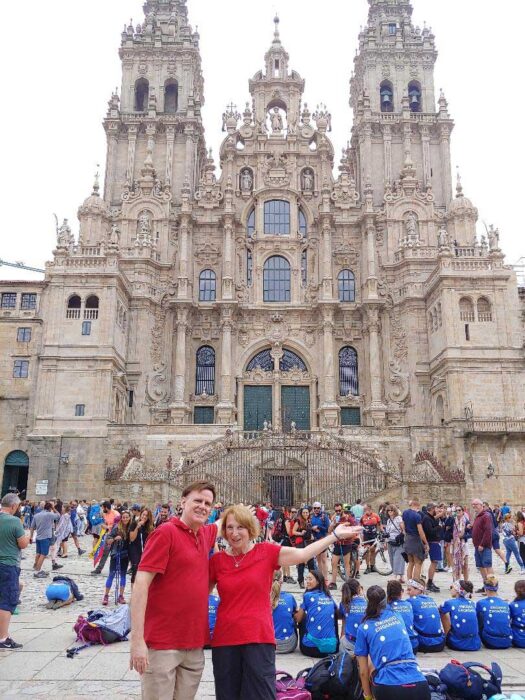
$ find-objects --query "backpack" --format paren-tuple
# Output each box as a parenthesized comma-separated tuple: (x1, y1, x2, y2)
(273, 516, 285, 542)
(67, 605, 131, 657)
(275, 670, 312, 700)
(440, 660, 502, 700)
(305, 651, 362, 700)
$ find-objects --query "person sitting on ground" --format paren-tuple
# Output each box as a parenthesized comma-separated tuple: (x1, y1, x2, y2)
(295, 569, 339, 658)
(510, 579, 525, 648)
(271, 569, 298, 654)
(356, 585, 430, 700)
(439, 580, 481, 651)
(338, 578, 366, 653)
(406, 578, 445, 652)
(475, 574, 512, 649)
(102, 510, 131, 605)
(387, 579, 418, 652)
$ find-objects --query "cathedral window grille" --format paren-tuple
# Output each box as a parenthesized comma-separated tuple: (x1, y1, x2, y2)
(164, 80, 178, 113)
(263, 256, 291, 302)
(75, 404, 85, 417)
(247, 250, 253, 287)
(299, 208, 308, 237)
(339, 346, 359, 396)
(84, 295, 99, 320)
(82, 321, 92, 336)
(1, 292, 17, 309)
(280, 350, 307, 372)
(66, 294, 81, 319)
(21, 293, 37, 310)
(380, 81, 394, 113)
(264, 200, 290, 235)
(408, 81, 422, 113)
(134, 78, 149, 112)
(301, 250, 308, 288)
(388, 23, 397, 35)
(477, 297, 492, 322)
(459, 297, 475, 322)
(247, 349, 274, 372)
(247, 208, 255, 238)
(199, 269, 216, 302)
(13, 360, 29, 379)
(17, 328, 31, 343)
(195, 346, 216, 396)
(338, 270, 356, 302)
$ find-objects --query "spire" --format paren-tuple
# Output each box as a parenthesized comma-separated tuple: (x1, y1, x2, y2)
(263, 15, 290, 79)
(273, 15, 281, 46)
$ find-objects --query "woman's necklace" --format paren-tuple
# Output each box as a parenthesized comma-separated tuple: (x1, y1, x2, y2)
(229, 544, 254, 568)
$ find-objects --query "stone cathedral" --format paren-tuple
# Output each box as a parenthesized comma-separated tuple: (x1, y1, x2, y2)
(1, 0, 524, 506)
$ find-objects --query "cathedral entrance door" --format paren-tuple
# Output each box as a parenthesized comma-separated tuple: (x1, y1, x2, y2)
(1, 450, 29, 497)
(244, 385, 272, 431)
(281, 386, 310, 431)
(268, 474, 294, 507)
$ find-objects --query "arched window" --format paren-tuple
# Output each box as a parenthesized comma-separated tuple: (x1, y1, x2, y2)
(477, 297, 492, 322)
(435, 395, 445, 425)
(247, 349, 274, 371)
(199, 269, 216, 302)
(195, 346, 215, 395)
(338, 270, 356, 302)
(164, 80, 178, 113)
(339, 346, 359, 396)
(263, 256, 291, 302)
(264, 200, 290, 235)
(408, 81, 422, 113)
(380, 80, 394, 113)
(280, 350, 307, 372)
(134, 78, 149, 112)
(247, 208, 255, 237)
(459, 297, 475, 322)
(299, 207, 307, 237)
(66, 294, 81, 319)
(85, 295, 99, 320)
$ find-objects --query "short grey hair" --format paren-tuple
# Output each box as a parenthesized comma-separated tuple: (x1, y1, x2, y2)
(1, 493, 20, 508)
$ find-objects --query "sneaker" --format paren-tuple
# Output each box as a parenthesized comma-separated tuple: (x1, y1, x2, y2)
(12, 607, 20, 616)
(102, 594, 109, 606)
(364, 567, 371, 574)
(287, 577, 296, 584)
(90, 570, 101, 575)
(298, 582, 305, 589)
(505, 564, 513, 575)
(33, 571, 48, 578)
(328, 582, 337, 590)
(77, 549, 86, 556)
(427, 582, 440, 593)
(476, 587, 485, 593)
(0, 637, 23, 649)
(118, 594, 126, 604)
(52, 562, 63, 570)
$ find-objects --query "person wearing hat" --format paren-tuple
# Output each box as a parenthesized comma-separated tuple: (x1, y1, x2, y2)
(475, 575, 512, 649)
(439, 580, 481, 651)
(406, 579, 445, 652)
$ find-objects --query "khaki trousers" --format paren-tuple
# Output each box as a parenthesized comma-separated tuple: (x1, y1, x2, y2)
(142, 648, 205, 700)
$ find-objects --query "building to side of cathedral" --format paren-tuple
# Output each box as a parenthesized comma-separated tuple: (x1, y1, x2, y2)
(1, 0, 524, 507)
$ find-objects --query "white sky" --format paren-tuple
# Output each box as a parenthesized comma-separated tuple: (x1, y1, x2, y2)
(1, 0, 523, 281)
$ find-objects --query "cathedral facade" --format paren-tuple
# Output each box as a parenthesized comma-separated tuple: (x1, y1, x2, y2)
(1, 0, 524, 506)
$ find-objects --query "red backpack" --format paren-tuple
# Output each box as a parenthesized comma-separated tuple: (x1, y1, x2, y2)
(275, 670, 312, 700)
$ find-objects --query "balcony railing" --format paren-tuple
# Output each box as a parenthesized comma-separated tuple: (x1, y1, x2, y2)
(466, 418, 525, 434)
(66, 309, 81, 319)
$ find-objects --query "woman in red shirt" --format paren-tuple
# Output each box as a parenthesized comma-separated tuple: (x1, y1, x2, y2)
(209, 504, 361, 700)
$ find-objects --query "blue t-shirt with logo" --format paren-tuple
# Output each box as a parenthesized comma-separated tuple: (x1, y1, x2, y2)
(407, 594, 445, 648)
(355, 609, 424, 686)
(273, 592, 297, 641)
(476, 596, 512, 648)
(301, 589, 338, 652)
(402, 509, 422, 536)
(339, 595, 367, 641)
(439, 597, 481, 651)
(388, 599, 418, 650)
(208, 594, 220, 640)
(510, 598, 525, 648)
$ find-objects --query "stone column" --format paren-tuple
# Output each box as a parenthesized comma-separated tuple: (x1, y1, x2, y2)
(365, 306, 386, 426)
(126, 126, 138, 183)
(216, 306, 235, 424)
(319, 307, 339, 428)
(439, 124, 453, 204)
(382, 124, 392, 185)
(165, 126, 175, 185)
(170, 307, 190, 423)
(421, 125, 431, 186)
(104, 124, 119, 203)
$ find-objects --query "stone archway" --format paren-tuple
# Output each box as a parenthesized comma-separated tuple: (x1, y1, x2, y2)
(2, 450, 29, 497)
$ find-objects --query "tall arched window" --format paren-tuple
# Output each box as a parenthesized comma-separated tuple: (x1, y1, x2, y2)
(408, 81, 422, 113)
(477, 297, 492, 322)
(380, 81, 394, 113)
(263, 256, 291, 302)
(299, 207, 307, 237)
(264, 200, 290, 235)
(199, 270, 216, 302)
(134, 78, 149, 112)
(164, 80, 178, 113)
(247, 208, 255, 237)
(280, 350, 307, 372)
(339, 346, 359, 396)
(85, 295, 99, 320)
(247, 349, 274, 371)
(459, 297, 475, 322)
(195, 346, 215, 395)
(338, 270, 356, 302)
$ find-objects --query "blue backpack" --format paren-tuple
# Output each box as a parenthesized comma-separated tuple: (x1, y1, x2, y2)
(440, 660, 502, 700)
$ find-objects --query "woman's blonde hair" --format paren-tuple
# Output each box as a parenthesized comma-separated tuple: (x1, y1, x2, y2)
(219, 504, 260, 540)
(271, 569, 283, 610)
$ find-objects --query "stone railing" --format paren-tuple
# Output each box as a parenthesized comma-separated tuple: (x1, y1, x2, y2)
(466, 418, 525, 434)
(394, 246, 436, 262)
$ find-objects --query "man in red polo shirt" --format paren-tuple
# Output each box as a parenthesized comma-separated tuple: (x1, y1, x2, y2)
(130, 480, 217, 700)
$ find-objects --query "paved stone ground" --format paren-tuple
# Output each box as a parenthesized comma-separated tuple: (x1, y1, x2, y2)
(1, 537, 525, 698)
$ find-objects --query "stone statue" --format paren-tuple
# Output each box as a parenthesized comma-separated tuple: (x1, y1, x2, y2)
(290, 421, 297, 433)
(240, 169, 253, 192)
(302, 169, 314, 192)
(57, 218, 73, 247)
(404, 212, 419, 245)
(270, 107, 283, 133)
(488, 225, 500, 251)
(437, 225, 449, 248)
(139, 211, 151, 235)
(263, 420, 268, 431)
(109, 223, 120, 246)
(154, 178, 162, 196)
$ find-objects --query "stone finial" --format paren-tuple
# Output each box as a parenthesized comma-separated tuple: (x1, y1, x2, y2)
(92, 167, 100, 196)
(273, 15, 281, 44)
(455, 166, 463, 197)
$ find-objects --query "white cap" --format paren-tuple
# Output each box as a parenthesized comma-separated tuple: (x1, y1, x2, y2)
(313, 501, 322, 508)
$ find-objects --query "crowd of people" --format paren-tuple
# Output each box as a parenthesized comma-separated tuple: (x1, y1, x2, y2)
(1, 487, 525, 700)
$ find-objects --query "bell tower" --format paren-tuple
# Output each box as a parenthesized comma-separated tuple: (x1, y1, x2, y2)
(350, 0, 454, 209)
(103, 0, 207, 206)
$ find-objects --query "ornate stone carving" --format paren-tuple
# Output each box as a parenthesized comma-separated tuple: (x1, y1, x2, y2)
(263, 152, 291, 187)
(387, 360, 410, 404)
(240, 168, 253, 194)
(333, 244, 360, 268)
(195, 151, 223, 209)
(146, 362, 170, 404)
(194, 242, 220, 266)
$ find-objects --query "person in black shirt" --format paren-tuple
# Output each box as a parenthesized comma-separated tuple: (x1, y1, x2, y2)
(128, 507, 154, 588)
(422, 503, 444, 593)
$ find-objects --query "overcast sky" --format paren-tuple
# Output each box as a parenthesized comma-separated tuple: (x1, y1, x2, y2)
(1, 0, 523, 281)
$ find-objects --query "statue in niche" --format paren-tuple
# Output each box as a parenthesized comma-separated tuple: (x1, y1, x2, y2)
(138, 211, 152, 236)
(302, 169, 314, 192)
(109, 223, 121, 246)
(437, 225, 449, 248)
(270, 107, 283, 133)
(404, 212, 420, 245)
(240, 168, 253, 193)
